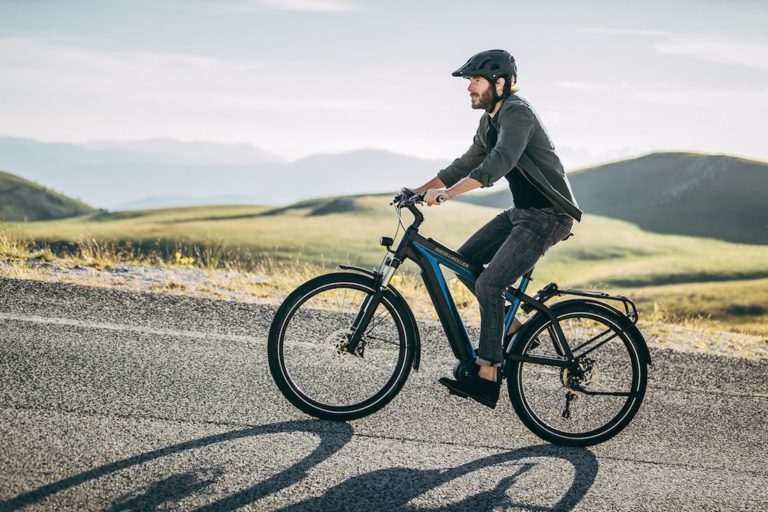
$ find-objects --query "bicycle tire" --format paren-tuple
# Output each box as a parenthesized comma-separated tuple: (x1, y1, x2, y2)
(268, 272, 416, 421)
(507, 301, 648, 446)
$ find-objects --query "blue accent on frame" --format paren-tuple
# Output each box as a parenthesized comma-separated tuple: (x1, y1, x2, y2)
(413, 242, 475, 359)
(413, 241, 533, 356)
(503, 275, 530, 335)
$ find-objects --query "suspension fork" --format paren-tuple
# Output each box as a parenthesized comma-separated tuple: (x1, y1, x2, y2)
(346, 254, 401, 353)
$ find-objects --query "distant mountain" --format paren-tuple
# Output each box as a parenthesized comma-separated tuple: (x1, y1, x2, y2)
(0, 137, 448, 209)
(84, 138, 282, 166)
(116, 195, 261, 211)
(0, 170, 95, 221)
(453, 152, 768, 244)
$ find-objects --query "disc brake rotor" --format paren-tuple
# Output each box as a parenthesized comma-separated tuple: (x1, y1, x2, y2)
(323, 329, 364, 368)
(560, 357, 600, 393)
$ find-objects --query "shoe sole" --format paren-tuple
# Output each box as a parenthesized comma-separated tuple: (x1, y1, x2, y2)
(438, 378, 497, 409)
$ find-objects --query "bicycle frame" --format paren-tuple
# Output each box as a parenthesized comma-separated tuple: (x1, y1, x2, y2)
(345, 199, 576, 368)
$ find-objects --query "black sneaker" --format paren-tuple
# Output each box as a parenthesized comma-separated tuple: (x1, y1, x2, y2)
(438, 377, 501, 409)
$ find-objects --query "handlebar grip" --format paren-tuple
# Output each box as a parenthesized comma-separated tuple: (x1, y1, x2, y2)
(436, 194, 446, 204)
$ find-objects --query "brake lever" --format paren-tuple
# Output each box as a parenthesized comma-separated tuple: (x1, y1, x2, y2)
(391, 188, 424, 208)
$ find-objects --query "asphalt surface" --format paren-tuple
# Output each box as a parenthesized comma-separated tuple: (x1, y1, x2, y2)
(0, 277, 766, 511)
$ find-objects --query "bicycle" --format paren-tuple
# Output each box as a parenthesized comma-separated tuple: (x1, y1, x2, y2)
(268, 188, 651, 446)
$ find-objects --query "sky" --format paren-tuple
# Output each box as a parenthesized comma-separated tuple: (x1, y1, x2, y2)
(0, 0, 766, 170)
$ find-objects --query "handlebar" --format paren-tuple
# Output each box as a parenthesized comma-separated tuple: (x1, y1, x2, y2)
(390, 188, 446, 209)
(391, 188, 424, 228)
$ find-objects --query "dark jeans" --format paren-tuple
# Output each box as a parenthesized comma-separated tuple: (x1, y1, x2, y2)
(456, 206, 574, 365)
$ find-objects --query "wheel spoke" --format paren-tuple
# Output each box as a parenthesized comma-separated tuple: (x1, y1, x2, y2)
(363, 333, 400, 346)
(572, 329, 621, 358)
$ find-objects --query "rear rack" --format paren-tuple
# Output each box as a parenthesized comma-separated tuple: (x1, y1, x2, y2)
(521, 282, 639, 324)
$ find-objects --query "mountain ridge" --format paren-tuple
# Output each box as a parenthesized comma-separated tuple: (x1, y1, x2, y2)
(0, 137, 448, 209)
(0, 169, 95, 221)
(453, 152, 768, 244)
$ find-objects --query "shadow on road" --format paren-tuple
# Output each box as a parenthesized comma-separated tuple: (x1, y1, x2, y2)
(0, 420, 597, 511)
(274, 444, 598, 512)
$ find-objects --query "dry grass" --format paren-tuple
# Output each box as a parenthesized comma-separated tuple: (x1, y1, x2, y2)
(1, 223, 765, 360)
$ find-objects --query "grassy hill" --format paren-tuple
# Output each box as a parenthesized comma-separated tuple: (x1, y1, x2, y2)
(11, 193, 768, 285)
(0, 170, 96, 221)
(455, 152, 768, 245)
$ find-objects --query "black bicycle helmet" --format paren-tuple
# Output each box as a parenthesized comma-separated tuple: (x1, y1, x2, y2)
(453, 49, 517, 112)
(452, 49, 517, 80)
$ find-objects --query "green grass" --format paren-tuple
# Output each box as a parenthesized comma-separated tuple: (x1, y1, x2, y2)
(6, 195, 768, 337)
(15, 196, 766, 283)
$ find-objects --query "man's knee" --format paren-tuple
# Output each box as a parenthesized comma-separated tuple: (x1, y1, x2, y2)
(475, 273, 503, 301)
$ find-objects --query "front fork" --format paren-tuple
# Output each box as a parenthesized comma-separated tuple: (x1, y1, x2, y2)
(345, 254, 401, 353)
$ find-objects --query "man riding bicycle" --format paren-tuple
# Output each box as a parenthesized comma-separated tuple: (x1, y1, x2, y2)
(410, 49, 582, 408)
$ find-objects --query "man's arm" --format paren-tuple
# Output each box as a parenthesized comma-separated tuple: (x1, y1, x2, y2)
(436, 132, 487, 187)
(412, 176, 446, 195)
(424, 176, 482, 206)
(412, 129, 485, 200)
(468, 106, 535, 187)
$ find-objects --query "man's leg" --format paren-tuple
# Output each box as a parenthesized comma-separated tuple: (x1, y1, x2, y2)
(454, 210, 514, 293)
(441, 209, 574, 407)
(474, 210, 573, 376)
(453, 211, 525, 336)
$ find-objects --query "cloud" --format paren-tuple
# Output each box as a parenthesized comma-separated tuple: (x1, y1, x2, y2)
(579, 27, 672, 37)
(654, 37, 768, 71)
(556, 77, 768, 112)
(0, 34, 387, 114)
(556, 81, 613, 92)
(208, 0, 362, 13)
(579, 27, 768, 71)
(633, 85, 768, 111)
(0, 35, 255, 76)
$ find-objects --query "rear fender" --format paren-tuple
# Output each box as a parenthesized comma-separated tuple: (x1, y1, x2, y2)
(509, 298, 651, 365)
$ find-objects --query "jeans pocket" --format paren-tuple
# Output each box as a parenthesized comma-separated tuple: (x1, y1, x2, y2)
(543, 217, 573, 253)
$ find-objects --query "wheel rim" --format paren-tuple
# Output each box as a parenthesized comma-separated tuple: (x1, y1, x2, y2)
(277, 281, 408, 413)
(515, 311, 642, 441)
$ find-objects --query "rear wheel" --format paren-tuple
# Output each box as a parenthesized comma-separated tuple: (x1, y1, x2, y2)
(268, 272, 415, 421)
(507, 301, 648, 446)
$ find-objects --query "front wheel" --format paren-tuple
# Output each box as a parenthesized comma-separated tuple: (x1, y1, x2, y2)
(507, 301, 648, 446)
(268, 272, 416, 421)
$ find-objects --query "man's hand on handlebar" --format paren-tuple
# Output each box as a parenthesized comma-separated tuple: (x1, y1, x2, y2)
(424, 188, 449, 206)
(392, 187, 450, 208)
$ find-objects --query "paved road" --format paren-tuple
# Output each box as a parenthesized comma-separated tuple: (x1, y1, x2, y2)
(0, 277, 766, 511)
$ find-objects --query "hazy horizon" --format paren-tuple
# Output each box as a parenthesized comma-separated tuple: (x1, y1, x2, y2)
(3, 134, 766, 171)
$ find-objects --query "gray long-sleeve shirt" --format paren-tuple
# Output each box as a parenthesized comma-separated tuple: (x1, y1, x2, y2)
(437, 94, 582, 221)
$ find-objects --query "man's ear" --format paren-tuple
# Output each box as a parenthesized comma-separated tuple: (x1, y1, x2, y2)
(496, 77, 506, 94)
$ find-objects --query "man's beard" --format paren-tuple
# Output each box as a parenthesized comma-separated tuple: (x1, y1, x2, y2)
(471, 87, 494, 110)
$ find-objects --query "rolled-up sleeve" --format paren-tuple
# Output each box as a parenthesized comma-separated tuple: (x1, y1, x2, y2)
(437, 133, 486, 187)
(468, 106, 535, 187)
